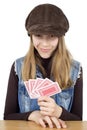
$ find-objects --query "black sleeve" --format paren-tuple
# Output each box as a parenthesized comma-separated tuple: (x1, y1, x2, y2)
(3, 63, 32, 120)
(59, 68, 83, 120)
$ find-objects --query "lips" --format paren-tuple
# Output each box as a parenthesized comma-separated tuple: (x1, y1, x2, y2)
(40, 48, 51, 53)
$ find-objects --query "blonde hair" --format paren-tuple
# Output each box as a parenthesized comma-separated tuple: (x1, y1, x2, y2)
(22, 36, 73, 89)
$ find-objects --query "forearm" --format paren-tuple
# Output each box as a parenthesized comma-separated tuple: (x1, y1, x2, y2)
(59, 69, 83, 121)
(4, 63, 31, 121)
(4, 111, 32, 120)
(59, 107, 82, 121)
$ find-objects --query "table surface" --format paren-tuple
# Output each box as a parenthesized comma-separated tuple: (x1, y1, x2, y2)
(0, 120, 87, 130)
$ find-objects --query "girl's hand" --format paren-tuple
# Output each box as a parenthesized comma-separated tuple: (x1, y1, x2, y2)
(28, 110, 67, 128)
(28, 110, 46, 127)
(39, 116, 67, 129)
(38, 96, 62, 118)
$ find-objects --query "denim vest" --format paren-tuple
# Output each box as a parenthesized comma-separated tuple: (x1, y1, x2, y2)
(15, 57, 81, 113)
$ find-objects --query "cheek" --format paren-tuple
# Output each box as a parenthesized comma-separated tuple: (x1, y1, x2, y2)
(33, 42, 38, 48)
(33, 39, 39, 48)
(52, 41, 58, 48)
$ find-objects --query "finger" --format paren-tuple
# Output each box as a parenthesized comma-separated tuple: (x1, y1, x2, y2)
(40, 106, 49, 111)
(40, 107, 55, 116)
(38, 96, 54, 103)
(38, 100, 50, 107)
(44, 116, 53, 128)
(39, 118, 46, 128)
(38, 98, 55, 109)
(38, 96, 49, 101)
(40, 109, 49, 116)
(58, 119, 67, 128)
(51, 117, 62, 128)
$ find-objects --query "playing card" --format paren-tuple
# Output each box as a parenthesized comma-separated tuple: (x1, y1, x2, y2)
(36, 78, 53, 90)
(28, 79, 36, 92)
(39, 82, 61, 96)
(33, 78, 44, 90)
(29, 91, 39, 98)
(24, 81, 30, 95)
(24, 80, 38, 98)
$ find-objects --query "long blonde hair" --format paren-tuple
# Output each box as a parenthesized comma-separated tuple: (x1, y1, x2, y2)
(22, 36, 73, 89)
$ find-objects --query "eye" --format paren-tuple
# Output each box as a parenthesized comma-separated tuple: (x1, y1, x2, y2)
(35, 34, 41, 37)
(50, 34, 55, 37)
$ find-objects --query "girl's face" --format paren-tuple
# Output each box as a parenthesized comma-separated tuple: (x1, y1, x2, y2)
(32, 34, 59, 59)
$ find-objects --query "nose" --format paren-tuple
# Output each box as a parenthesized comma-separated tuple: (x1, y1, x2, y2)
(42, 40, 49, 46)
(41, 36, 50, 46)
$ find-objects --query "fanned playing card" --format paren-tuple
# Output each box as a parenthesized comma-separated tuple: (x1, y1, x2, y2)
(24, 78, 61, 99)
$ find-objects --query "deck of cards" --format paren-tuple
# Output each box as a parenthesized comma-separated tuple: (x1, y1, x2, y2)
(24, 78, 61, 99)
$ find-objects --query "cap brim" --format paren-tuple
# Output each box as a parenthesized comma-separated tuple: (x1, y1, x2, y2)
(28, 24, 66, 37)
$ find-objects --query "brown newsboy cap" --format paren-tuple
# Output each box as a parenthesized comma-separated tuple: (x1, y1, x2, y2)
(25, 3, 69, 37)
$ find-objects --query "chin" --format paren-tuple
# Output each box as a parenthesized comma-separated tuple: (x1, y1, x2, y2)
(40, 55, 51, 59)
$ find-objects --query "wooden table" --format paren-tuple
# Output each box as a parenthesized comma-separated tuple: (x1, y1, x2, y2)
(0, 120, 87, 130)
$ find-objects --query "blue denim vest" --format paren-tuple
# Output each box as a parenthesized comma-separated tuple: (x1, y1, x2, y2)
(15, 57, 81, 113)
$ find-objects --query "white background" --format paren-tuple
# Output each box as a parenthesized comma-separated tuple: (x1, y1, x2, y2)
(0, 0, 87, 120)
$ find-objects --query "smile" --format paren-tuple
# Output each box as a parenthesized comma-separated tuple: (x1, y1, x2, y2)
(40, 48, 51, 53)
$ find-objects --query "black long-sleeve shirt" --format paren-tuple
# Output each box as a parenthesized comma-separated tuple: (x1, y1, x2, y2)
(4, 62, 83, 121)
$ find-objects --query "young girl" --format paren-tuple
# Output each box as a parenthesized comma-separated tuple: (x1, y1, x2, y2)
(4, 3, 83, 128)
